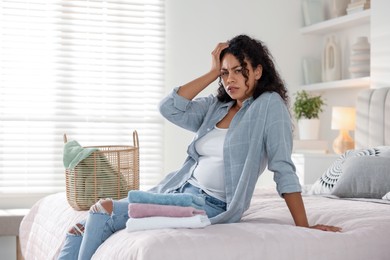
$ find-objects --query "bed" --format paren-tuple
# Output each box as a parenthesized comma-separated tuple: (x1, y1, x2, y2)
(19, 87, 390, 260)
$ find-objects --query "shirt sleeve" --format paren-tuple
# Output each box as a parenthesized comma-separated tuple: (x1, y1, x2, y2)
(158, 87, 216, 132)
(264, 94, 302, 196)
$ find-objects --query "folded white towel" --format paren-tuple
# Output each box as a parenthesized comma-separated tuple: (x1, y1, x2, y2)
(125, 215, 211, 232)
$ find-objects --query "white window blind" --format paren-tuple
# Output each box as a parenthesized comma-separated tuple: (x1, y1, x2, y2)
(0, 0, 165, 197)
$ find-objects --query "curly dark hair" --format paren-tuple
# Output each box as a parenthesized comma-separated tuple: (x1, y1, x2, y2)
(217, 35, 289, 106)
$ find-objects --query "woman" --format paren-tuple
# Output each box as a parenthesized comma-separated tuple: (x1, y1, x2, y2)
(58, 34, 341, 260)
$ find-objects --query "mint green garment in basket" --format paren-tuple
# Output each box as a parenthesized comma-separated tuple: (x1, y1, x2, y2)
(63, 140, 129, 209)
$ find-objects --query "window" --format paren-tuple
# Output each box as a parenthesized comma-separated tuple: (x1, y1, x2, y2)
(0, 0, 165, 201)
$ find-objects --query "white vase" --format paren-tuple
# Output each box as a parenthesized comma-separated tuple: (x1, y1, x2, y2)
(322, 35, 341, 82)
(327, 0, 349, 19)
(298, 118, 320, 140)
(349, 36, 370, 78)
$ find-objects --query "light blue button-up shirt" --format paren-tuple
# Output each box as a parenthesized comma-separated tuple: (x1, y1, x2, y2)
(150, 87, 301, 224)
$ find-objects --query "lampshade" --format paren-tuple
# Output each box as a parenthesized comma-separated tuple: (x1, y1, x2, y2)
(331, 107, 356, 130)
(331, 106, 356, 154)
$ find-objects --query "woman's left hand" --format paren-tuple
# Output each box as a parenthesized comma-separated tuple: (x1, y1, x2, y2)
(310, 224, 342, 232)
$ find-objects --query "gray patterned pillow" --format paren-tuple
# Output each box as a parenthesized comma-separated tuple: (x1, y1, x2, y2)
(331, 156, 390, 198)
(309, 146, 390, 195)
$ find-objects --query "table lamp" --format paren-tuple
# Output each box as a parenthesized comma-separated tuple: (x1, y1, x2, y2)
(331, 106, 356, 154)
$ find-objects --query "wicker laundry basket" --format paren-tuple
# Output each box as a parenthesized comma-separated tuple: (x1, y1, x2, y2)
(64, 131, 139, 210)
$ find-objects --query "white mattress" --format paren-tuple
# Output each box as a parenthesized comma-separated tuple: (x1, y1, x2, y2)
(20, 188, 390, 260)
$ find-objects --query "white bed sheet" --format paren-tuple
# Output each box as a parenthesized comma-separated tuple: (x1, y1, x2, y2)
(20, 188, 390, 260)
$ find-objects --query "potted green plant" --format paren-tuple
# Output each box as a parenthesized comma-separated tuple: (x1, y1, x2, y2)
(293, 90, 325, 140)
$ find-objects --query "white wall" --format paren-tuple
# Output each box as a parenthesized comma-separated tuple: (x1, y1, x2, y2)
(371, 0, 390, 88)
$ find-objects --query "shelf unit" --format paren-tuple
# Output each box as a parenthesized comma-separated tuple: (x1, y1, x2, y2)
(300, 9, 371, 35)
(296, 9, 371, 162)
(300, 9, 371, 91)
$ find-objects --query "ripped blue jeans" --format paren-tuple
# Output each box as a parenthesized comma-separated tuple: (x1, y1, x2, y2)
(57, 182, 226, 260)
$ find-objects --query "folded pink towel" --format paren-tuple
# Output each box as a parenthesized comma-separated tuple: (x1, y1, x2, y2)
(128, 203, 206, 218)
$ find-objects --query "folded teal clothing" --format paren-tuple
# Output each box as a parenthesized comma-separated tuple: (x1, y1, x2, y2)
(128, 190, 205, 209)
(70, 155, 129, 207)
(63, 140, 129, 209)
(63, 140, 98, 170)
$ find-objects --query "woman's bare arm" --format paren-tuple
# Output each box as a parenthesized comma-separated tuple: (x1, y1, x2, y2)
(283, 192, 342, 232)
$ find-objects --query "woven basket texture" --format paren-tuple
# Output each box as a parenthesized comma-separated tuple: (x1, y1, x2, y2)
(65, 131, 139, 210)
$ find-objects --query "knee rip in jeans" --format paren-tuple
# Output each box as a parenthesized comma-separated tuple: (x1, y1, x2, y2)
(67, 199, 113, 236)
(68, 223, 85, 236)
(89, 198, 113, 215)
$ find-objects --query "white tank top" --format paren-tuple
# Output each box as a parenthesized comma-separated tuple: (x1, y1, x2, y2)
(188, 126, 227, 202)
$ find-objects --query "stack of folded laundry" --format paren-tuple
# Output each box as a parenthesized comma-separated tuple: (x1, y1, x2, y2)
(126, 190, 211, 232)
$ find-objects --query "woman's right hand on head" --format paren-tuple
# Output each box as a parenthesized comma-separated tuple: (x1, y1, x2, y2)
(176, 42, 229, 99)
(210, 42, 229, 75)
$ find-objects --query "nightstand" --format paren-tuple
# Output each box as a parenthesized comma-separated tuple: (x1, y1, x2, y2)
(292, 153, 339, 185)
